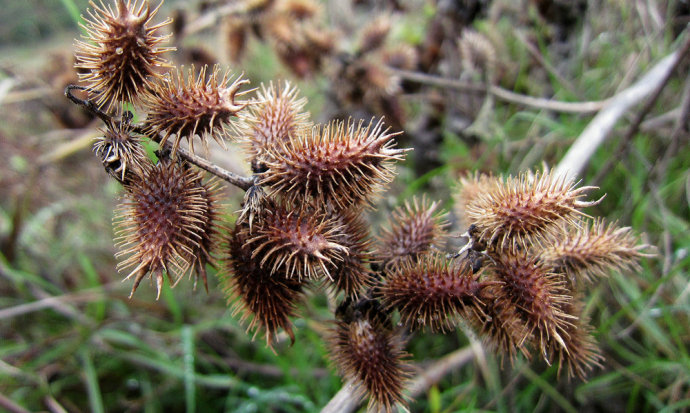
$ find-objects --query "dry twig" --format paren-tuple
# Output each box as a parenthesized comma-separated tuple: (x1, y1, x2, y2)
(590, 35, 690, 185)
(390, 68, 610, 113)
(556, 35, 688, 180)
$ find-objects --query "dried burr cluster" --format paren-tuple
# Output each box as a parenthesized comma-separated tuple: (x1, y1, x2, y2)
(68, 1, 652, 411)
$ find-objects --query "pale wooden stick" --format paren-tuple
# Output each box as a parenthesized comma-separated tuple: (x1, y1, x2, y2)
(182, 3, 249, 36)
(407, 346, 475, 397)
(320, 380, 361, 413)
(555, 49, 681, 181)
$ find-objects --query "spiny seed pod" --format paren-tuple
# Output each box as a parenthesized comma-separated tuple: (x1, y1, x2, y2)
(275, 0, 321, 20)
(379, 253, 486, 332)
(458, 29, 497, 80)
(546, 300, 603, 380)
(233, 80, 310, 165)
(326, 209, 376, 298)
(223, 225, 306, 347)
(188, 177, 223, 293)
(141, 64, 250, 155)
(378, 196, 449, 268)
(241, 199, 349, 280)
(468, 283, 531, 362)
(361, 57, 402, 101)
(492, 252, 573, 356)
(114, 159, 209, 299)
(93, 111, 148, 185)
(381, 44, 418, 71)
(453, 171, 494, 226)
(328, 302, 410, 412)
(224, 15, 248, 62)
(260, 118, 407, 209)
(465, 171, 601, 252)
(75, 0, 173, 109)
(358, 15, 391, 54)
(268, 17, 334, 78)
(539, 218, 653, 284)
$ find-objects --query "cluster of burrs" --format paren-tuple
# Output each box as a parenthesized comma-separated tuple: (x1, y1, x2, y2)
(68, 1, 652, 411)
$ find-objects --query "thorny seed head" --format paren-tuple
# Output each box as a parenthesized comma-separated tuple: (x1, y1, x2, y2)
(362, 57, 403, 101)
(379, 253, 487, 332)
(358, 15, 392, 55)
(465, 171, 602, 252)
(222, 225, 306, 347)
(328, 300, 410, 413)
(267, 10, 334, 78)
(188, 177, 224, 293)
(466, 282, 531, 362)
(224, 15, 248, 62)
(260, 118, 408, 210)
(114, 158, 210, 299)
(141, 64, 250, 156)
(75, 0, 174, 109)
(325, 209, 376, 298)
(275, 0, 321, 20)
(233, 80, 311, 164)
(93, 111, 148, 185)
(239, 198, 349, 280)
(491, 251, 574, 359)
(546, 299, 604, 380)
(378, 196, 449, 268)
(458, 29, 497, 80)
(539, 218, 654, 285)
(453, 171, 494, 227)
(380, 44, 418, 71)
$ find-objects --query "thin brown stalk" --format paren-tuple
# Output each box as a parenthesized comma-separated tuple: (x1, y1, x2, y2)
(389, 68, 609, 113)
(1, 87, 54, 104)
(407, 346, 475, 397)
(44, 396, 69, 413)
(173, 145, 255, 191)
(64, 85, 255, 191)
(182, 3, 249, 36)
(37, 130, 100, 167)
(0, 288, 109, 320)
(0, 393, 31, 413)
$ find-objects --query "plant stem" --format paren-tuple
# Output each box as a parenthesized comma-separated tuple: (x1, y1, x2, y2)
(64, 84, 255, 191)
(390, 68, 610, 113)
(173, 145, 255, 191)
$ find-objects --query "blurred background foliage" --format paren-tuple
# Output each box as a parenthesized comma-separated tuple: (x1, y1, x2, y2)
(0, 0, 689, 412)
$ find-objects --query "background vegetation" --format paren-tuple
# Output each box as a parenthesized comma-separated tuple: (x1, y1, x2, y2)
(0, 0, 688, 412)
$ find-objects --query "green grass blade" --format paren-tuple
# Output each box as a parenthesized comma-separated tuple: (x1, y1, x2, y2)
(182, 325, 196, 413)
(161, 279, 183, 326)
(79, 349, 105, 413)
(521, 367, 577, 413)
(78, 253, 105, 321)
(58, 0, 82, 27)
